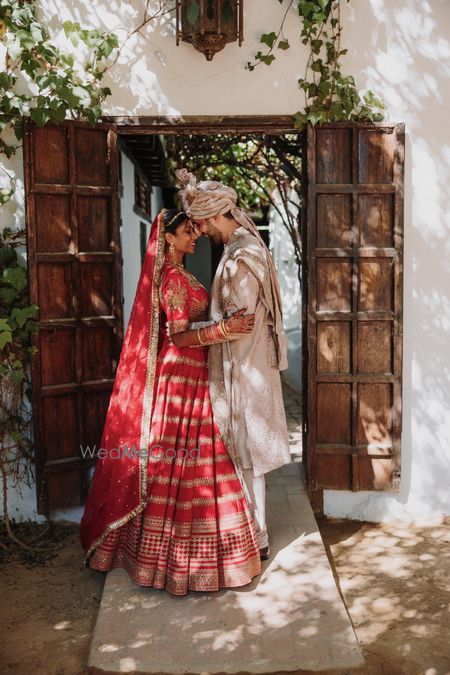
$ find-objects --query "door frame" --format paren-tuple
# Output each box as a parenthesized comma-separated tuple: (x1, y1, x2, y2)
(98, 115, 401, 504)
(110, 114, 311, 486)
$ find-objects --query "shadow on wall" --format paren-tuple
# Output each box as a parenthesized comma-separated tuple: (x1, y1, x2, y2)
(40, 0, 306, 116)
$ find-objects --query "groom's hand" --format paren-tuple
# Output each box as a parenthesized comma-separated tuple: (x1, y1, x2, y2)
(225, 307, 255, 335)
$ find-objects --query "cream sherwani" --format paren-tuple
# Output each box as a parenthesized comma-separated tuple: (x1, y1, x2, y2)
(207, 226, 291, 548)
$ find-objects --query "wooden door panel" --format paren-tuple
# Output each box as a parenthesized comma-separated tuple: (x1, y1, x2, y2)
(304, 122, 404, 493)
(357, 128, 395, 183)
(317, 194, 352, 247)
(77, 196, 111, 250)
(316, 128, 352, 184)
(317, 322, 351, 374)
(40, 327, 76, 385)
(24, 120, 122, 514)
(357, 322, 392, 373)
(358, 194, 394, 247)
(317, 260, 352, 312)
(35, 194, 71, 251)
(37, 263, 74, 319)
(33, 126, 69, 183)
(75, 127, 110, 186)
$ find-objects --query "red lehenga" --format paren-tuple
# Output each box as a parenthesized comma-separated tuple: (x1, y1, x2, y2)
(80, 212, 261, 595)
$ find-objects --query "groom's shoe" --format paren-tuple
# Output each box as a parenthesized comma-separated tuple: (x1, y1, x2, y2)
(259, 546, 270, 561)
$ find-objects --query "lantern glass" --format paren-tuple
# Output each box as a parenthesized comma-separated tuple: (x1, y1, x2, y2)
(177, 1, 242, 60)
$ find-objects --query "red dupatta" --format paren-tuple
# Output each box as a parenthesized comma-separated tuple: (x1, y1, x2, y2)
(80, 212, 165, 562)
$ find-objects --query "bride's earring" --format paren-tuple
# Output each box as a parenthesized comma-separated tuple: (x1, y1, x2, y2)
(169, 241, 175, 261)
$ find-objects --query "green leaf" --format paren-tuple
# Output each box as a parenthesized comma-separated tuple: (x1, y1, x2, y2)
(0, 286, 17, 305)
(3, 265, 26, 291)
(293, 111, 308, 128)
(72, 86, 92, 105)
(0, 246, 17, 266)
(260, 54, 276, 66)
(0, 187, 14, 205)
(0, 330, 12, 350)
(260, 32, 277, 49)
(11, 306, 38, 328)
(308, 110, 323, 126)
(30, 106, 51, 126)
(11, 367, 24, 384)
(278, 39, 290, 50)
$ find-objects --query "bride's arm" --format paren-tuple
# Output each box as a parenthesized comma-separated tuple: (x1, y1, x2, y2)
(160, 270, 254, 349)
(170, 309, 254, 348)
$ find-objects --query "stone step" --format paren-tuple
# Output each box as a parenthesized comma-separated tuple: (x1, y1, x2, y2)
(88, 464, 364, 674)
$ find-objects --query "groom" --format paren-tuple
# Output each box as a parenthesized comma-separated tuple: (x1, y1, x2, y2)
(176, 169, 291, 560)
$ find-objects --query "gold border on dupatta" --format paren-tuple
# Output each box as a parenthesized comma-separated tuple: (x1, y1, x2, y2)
(84, 213, 166, 565)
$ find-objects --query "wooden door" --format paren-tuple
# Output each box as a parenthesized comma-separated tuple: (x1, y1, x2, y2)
(303, 122, 404, 492)
(24, 120, 122, 514)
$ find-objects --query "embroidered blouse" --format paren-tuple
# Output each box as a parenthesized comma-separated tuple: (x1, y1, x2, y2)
(160, 264, 209, 337)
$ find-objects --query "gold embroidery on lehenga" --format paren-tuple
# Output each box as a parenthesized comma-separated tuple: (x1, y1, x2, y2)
(147, 454, 230, 465)
(150, 473, 239, 487)
(157, 374, 208, 387)
(159, 354, 204, 367)
(190, 295, 209, 317)
(162, 276, 188, 314)
(151, 414, 211, 426)
(146, 491, 244, 508)
(154, 433, 219, 447)
(155, 394, 209, 407)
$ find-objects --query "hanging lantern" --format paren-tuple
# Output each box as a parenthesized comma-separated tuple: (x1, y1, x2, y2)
(176, 1, 244, 61)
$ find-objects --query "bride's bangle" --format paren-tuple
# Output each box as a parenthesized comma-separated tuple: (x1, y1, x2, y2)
(197, 328, 207, 346)
(220, 319, 230, 337)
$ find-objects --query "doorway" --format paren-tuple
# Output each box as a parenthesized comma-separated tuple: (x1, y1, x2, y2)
(23, 117, 404, 515)
(118, 126, 304, 437)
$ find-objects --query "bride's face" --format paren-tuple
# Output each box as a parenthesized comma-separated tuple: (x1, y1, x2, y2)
(168, 219, 200, 255)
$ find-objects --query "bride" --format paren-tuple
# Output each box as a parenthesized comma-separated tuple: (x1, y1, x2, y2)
(80, 208, 262, 595)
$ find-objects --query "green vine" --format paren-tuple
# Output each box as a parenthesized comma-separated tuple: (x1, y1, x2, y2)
(247, 0, 385, 128)
(0, 0, 118, 201)
(0, 227, 38, 547)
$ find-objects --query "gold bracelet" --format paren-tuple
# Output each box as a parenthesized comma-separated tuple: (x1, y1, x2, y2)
(197, 328, 206, 346)
(217, 320, 226, 339)
(221, 319, 230, 337)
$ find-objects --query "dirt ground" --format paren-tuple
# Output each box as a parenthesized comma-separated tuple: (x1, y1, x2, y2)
(0, 517, 449, 675)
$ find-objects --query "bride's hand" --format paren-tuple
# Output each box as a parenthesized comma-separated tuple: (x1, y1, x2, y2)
(224, 308, 255, 335)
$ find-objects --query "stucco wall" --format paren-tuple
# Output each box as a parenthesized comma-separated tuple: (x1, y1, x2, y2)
(1, 0, 449, 522)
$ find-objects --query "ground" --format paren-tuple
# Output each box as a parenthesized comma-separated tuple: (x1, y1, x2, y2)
(1, 516, 449, 675)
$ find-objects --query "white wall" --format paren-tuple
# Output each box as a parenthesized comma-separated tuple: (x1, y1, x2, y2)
(1, 0, 449, 522)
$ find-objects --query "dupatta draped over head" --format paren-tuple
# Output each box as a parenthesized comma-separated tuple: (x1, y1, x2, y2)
(80, 212, 166, 562)
(175, 168, 288, 370)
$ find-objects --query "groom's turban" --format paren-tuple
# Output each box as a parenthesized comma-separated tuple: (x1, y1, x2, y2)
(175, 168, 238, 218)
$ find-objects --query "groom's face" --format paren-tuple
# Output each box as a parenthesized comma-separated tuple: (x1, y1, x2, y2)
(193, 217, 224, 245)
